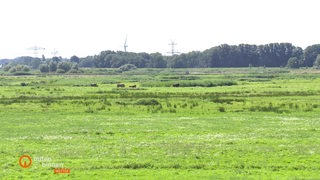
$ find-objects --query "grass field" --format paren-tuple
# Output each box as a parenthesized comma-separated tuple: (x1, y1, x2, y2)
(1, 68, 320, 179)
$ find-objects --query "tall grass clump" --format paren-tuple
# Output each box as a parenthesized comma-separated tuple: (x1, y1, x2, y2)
(135, 99, 160, 106)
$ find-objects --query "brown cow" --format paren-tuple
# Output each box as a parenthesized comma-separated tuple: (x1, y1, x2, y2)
(117, 83, 125, 88)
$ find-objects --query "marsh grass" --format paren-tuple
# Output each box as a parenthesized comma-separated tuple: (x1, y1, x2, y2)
(1, 68, 320, 179)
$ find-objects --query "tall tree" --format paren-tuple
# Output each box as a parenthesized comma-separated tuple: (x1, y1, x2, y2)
(314, 54, 320, 68)
(70, 55, 80, 63)
(303, 44, 320, 67)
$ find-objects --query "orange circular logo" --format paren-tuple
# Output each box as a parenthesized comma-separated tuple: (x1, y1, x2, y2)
(19, 155, 32, 168)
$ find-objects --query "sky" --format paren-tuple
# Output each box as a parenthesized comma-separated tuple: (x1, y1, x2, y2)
(0, 0, 320, 59)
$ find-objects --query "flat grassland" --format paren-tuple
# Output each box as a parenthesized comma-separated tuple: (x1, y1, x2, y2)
(1, 68, 320, 179)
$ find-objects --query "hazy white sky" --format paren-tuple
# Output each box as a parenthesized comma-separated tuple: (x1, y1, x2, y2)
(0, 0, 319, 59)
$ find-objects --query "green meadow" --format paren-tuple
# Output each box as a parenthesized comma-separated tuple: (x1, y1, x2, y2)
(1, 68, 320, 179)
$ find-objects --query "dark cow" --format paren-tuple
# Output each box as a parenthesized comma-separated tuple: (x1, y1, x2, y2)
(129, 85, 137, 88)
(21, 82, 28, 86)
(172, 83, 180, 87)
(117, 83, 125, 88)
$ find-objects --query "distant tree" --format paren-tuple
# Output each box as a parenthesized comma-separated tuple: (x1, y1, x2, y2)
(79, 56, 94, 67)
(31, 59, 41, 69)
(70, 55, 80, 63)
(52, 56, 62, 63)
(5, 64, 30, 73)
(258, 43, 297, 67)
(3, 64, 12, 71)
(150, 53, 166, 68)
(314, 54, 320, 68)
(21, 65, 30, 72)
(49, 61, 57, 72)
(303, 44, 320, 67)
(287, 57, 300, 68)
(42, 54, 46, 61)
(13, 56, 34, 66)
(237, 44, 259, 67)
(71, 63, 79, 70)
(9, 66, 17, 73)
(39, 64, 49, 73)
(110, 55, 125, 68)
(68, 64, 80, 73)
(93, 50, 115, 68)
(185, 51, 202, 68)
(57, 62, 72, 72)
(167, 54, 188, 68)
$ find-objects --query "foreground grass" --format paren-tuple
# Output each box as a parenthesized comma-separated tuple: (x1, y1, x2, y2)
(1, 68, 320, 179)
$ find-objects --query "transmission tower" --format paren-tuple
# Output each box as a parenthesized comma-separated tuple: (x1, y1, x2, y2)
(51, 48, 59, 57)
(27, 46, 45, 58)
(167, 40, 179, 55)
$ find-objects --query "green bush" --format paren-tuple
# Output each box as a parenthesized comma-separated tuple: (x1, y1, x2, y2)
(287, 57, 301, 68)
(56, 69, 65, 73)
(9, 67, 17, 73)
(141, 80, 237, 87)
(314, 54, 320, 69)
(3, 65, 12, 71)
(57, 62, 72, 72)
(5, 65, 30, 73)
(13, 72, 31, 76)
(218, 106, 226, 112)
(68, 69, 82, 73)
(40, 64, 49, 73)
(135, 99, 160, 106)
(118, 64, 137, 72)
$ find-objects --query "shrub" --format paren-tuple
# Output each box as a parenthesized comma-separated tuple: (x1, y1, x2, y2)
(135, 99, 160, 106)
(57, 62, 72, 72)
(287, 57, 301, 69)
(13, 72, 31, 75)
(49, 61, 57, 72)
(71, 63, 79, 70)
(7, 65, 31, 73)
(21, 65, 30, 72)
(314, 54, 320, 69)
(56, 69, 65, 73)
(218, 107, 226, 112)
(9, 67, 17, 73)
(3, 65, 12, 71)
(118, 64, 137, 72)
(40, 64, 49, 73)
(68, 69, 78, 73)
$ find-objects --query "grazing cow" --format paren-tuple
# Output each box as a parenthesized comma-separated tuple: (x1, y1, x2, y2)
(129, 85, 137, 88)
(90, 83, 98, 87)
(117, 83, 125, 88)
(172, 83, 180, 87)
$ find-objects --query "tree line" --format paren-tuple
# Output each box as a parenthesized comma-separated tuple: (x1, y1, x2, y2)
(1, 43, 320, 73)
(167, 43, 320, 68)
(79, 43, 320, 69)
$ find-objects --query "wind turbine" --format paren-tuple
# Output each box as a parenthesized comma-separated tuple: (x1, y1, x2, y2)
(124, 35, 128, 52)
